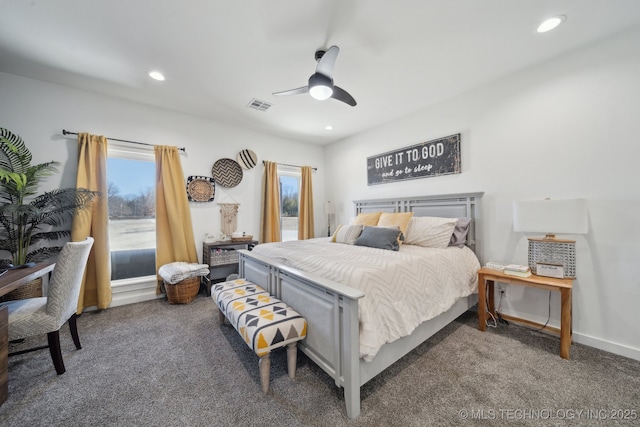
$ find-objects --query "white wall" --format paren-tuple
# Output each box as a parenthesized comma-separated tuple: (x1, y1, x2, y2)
(2, 25, 638, 359)
(0, 71, 326, 269)
(324, 27, 640, 360)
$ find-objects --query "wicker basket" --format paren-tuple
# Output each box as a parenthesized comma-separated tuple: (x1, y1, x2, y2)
(0, 277, 43, 302)
(210, 250, 239, 266)
(164, 276, 200, 304)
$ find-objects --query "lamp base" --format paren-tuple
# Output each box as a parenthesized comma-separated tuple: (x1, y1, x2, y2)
(528, 237, 576, 278)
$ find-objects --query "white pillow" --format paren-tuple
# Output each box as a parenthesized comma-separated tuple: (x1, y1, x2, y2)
(404, 216, 457, 248)
(332, 224, 364, 244)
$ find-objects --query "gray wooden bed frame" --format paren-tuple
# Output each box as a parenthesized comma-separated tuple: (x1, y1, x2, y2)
(238, 192, 483, 418)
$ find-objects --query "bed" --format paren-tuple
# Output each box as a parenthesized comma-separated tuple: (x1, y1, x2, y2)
(238, 192, 483, 418)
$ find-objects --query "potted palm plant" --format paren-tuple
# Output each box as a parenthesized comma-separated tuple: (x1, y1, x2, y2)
(0, 127, 97, 268)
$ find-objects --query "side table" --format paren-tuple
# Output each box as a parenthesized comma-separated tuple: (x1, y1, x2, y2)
(202, 240, 258, 295)
(477, 267, 574, 359)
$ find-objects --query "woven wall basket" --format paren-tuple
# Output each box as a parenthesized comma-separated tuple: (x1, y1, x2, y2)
(0, 277, 43, 302)
(164, 276, 200, 304)
(186, 175, 216, 202)
(212, 158, 243, 188)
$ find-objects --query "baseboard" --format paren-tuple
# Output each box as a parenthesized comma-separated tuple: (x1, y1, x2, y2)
(494, 311, 640, 362)
(110, 288, 164, 308)
(109, 276, 164, 308)
(572, 333, 640, 362)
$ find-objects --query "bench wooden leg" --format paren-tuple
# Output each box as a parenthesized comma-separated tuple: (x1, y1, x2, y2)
(286, 342, 297, 379)
(259, 353, 271, 394)
(217, 308, 225, 325)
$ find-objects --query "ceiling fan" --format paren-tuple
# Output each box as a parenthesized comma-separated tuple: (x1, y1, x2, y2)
(273, 45, 357, 107)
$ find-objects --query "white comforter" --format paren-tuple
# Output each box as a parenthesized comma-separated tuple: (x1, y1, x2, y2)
(251, 238, 480, 361)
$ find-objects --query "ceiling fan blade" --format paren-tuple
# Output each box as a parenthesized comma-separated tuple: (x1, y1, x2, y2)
(272, 86, 309, 96)
(331, 85, 357, 106)
(315, 45, 339, 78)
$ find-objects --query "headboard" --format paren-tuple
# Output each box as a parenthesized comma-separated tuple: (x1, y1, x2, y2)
(353, 192, 483, 260)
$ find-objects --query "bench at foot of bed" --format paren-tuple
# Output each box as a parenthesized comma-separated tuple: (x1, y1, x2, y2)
(212, 279, 307, 393)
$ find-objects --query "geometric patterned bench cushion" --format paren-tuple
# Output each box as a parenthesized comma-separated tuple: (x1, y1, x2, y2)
(212, 279, 307, 357)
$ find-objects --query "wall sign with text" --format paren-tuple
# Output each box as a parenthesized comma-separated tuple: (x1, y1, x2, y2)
(367, 134, 461, 185)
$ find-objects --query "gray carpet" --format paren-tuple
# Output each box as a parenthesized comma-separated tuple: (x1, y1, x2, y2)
(1, 294, 639, 426)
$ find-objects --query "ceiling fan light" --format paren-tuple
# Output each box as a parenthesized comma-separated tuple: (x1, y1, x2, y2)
(537, 15, 566, 33)
(148, 70, 165, 81)
(308, 73, 334, 101)
(309, 84, 333, 100)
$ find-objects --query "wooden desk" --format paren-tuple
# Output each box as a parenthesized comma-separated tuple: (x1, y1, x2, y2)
(0, 261, 56, 406)
(477, 267, 574, 359)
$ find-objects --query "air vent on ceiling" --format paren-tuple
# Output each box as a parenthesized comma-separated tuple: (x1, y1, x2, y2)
(247, 98, 272, 111)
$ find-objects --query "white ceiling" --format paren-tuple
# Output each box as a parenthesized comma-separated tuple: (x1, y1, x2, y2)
(2, 0, 640, 145)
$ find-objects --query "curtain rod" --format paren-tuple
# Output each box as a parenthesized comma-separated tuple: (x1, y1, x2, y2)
(263, 160, 317, 171)
(62, 129, 186, 152)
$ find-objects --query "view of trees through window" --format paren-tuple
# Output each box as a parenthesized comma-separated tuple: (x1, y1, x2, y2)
(279, 174, 299, 241)
(108, 182, 155, 218)
(107, 156, 156, 280)
(106, 161, 300, 277)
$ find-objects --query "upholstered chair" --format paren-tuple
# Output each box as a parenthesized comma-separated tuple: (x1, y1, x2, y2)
(2, 237, 94, 375)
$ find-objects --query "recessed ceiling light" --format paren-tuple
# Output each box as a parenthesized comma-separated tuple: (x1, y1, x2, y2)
(148, 71, 165, 81)
(537, 15, 566, 33)
(325, 125, 334, 131)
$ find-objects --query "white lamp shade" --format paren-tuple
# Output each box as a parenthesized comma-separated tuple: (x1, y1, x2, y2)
(513, 198, 588, 235)
(325, 200, 335, 214)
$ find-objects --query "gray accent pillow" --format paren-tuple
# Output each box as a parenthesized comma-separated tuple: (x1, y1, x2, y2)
(353, 226, 403, 251)
(449, 218, 471, 248)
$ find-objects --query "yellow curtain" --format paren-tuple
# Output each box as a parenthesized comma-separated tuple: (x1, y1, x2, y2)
(154, 145, 198, 293)
(298, 166, 315, 240)
(71, 133, 112, 312)
(259, 161, 281, 243)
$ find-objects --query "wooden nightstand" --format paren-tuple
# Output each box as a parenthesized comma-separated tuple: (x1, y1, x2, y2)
(477, 267, 574, 359)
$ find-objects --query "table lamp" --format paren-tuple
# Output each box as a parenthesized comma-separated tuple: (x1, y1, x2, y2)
(325, 200, 335, 237)
(513, 198, 588, 278)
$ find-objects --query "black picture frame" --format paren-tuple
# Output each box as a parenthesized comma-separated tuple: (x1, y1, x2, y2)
(366, 134, 461, 185)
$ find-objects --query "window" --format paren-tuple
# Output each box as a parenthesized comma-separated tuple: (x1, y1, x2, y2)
(107, 149, 156, 280)
(278, 167, 300, 242)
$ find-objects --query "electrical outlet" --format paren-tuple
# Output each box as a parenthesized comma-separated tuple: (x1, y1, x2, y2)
(497, 285, 506, 297)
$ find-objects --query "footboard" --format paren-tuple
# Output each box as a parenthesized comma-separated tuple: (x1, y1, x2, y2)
(239, 250, 365, 418)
